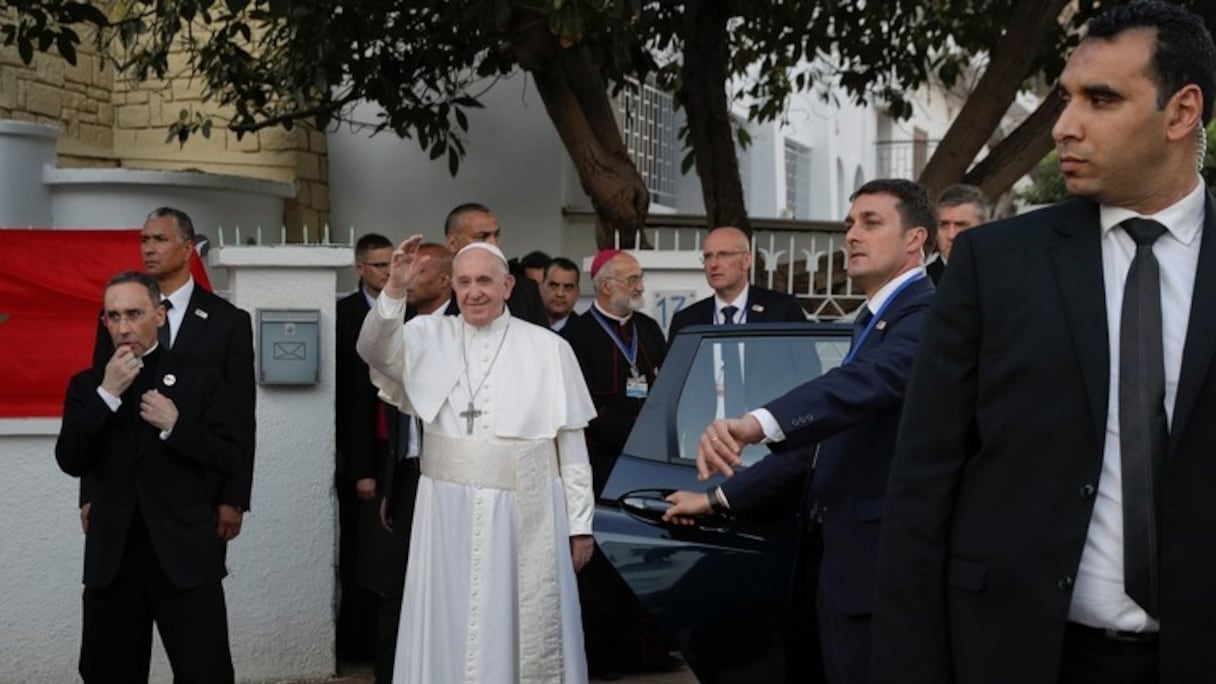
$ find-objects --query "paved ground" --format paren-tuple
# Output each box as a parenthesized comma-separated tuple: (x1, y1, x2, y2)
(287, 660, 698, 683)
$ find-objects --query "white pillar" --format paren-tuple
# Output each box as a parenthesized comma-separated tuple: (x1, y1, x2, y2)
(205, 243, 351, 682)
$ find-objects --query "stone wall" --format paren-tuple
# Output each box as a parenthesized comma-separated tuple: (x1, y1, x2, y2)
(0, 39, 329, 233)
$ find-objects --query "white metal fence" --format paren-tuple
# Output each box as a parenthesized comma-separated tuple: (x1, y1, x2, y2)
(616, 217, 863, 321)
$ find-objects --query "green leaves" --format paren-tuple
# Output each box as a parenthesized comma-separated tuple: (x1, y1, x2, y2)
(166, 109, 214, 148)
(1, 0, 104, 65)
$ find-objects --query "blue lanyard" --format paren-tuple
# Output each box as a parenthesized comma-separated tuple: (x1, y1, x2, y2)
(589, 307, 639, 369)
(842, 273, 925, 365)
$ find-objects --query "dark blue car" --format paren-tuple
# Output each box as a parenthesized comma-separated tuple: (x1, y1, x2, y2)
(594, 321, 851, 683)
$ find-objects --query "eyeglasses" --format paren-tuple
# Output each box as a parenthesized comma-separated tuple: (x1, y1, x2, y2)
(360, 261, 391, 271)
(700, 250, 749, 264)
(101, 309, 151, 325)
(609, 274, 645, 287)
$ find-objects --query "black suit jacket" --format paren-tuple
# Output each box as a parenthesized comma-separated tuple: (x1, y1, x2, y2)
(336, 290, 383, 483)
(871, 197, 1216, 682)
(92, 285, 256, 509)
(561, 308, 667, 492)
(721, 275, 934, 616)
(57, 349, 241, 589)
(667, 285, 806, 343)
(924, 255, 945, 285)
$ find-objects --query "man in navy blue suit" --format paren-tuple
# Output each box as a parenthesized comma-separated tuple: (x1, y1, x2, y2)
(667, 178, 936, 684)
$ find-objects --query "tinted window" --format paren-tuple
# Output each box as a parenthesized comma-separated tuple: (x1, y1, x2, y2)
(674, 335, 848, 465)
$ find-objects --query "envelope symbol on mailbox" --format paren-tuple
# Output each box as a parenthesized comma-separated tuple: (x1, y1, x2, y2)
(273, 342, 306, 360)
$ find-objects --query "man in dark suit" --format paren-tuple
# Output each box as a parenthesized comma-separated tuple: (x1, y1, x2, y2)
(562, 249, 667, 494)
(58, 271, 242, 683)
(871, 4, 1216, 683)
(442, 202, 548, 326)
(87, 207, 255, 544)
(923, 183, 991, 285)
(674, 179, 937, 683)
(334, 233, 396, 661)
(667, 225, 806, 342)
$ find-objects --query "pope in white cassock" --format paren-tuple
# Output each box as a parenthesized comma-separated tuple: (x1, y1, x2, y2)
(356, 236, 597, 683)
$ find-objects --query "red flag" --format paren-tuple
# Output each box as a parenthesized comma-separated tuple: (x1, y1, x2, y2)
(0, 229, 212, 417)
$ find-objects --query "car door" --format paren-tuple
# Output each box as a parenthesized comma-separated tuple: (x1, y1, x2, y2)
(595, 322, 851, 683)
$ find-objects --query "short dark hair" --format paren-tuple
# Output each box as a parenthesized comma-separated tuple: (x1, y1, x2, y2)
(937, 183, 992, 221)
(1087, 0, 1216, 123)
(520, 250, 552, 271)
(146, 207, 195, 242)
(545, 256, 580, 283)
(105, 270, 162, 304)
(355, 233, 393, 260)
(851, 178, 938, 249)
(444, 203, 493, 236)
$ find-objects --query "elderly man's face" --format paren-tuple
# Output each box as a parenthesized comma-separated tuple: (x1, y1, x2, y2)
(602, 254, 645, 314)
(102, 282, 165, 356)
(453, 248, 514, 327)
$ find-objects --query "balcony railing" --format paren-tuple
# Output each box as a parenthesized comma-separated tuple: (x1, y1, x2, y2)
(876, 138, 939, 180)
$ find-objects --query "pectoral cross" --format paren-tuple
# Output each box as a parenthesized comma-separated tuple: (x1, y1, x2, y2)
(459, 402, 483, 435)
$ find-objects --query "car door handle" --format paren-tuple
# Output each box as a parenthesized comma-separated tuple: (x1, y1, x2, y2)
(620, 491, 674, 522)
(619, 489, 732, 532)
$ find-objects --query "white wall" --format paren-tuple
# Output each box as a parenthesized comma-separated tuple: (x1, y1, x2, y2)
(328, 72, 569, 259)
(0, 127, 341, 682)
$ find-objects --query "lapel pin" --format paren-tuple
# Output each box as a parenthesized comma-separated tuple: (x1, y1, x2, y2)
(876, 320, 887, 331)
(194, 308, 208, 320)
(751, 304, 764, 313)
(163, 374, 177, 387)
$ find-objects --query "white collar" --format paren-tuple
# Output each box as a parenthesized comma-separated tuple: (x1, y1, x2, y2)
(593, 301, 632, 324)
(864, 267, 926, 316)
(462, 307, 511, 335)
(162, 277, 194, 312)
(1099, 176, 1205, 247)
(713, 284, 749, 319)
(427, 299, 452, 317)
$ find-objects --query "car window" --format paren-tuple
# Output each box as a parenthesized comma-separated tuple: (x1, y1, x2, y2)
(674, 335, 848, 466)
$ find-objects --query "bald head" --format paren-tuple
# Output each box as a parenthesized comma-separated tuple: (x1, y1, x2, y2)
(702, 226, 753, 300)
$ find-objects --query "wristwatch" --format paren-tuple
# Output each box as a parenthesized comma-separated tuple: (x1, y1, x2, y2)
(706, 485, 730, 515)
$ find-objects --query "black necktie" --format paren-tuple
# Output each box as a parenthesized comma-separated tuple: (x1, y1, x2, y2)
(158, 299, 173, 349)
(1119, 217, 1168, 618)
(719, 306, 744, 415)
(851, 307, 873, 350)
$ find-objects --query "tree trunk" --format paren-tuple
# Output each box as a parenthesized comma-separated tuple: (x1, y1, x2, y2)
(678, 0, 750, 233)
(917, 0, 1068, 198)
(511, 17, 650, 249)
(963, 90, 1064, 199)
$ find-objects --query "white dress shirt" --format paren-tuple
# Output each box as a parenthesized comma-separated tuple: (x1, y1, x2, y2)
(1068, 178, 1204, 632)
(714, 285, 750, 324)
(161, 277, 194, 348)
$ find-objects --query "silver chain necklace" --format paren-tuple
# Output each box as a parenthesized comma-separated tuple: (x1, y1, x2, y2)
(457, 317, 510, 435)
